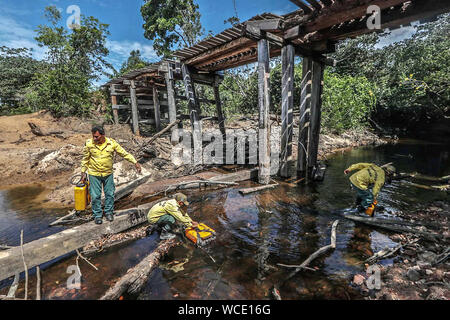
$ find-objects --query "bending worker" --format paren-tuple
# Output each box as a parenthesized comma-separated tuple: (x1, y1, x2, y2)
(344, 163, 396, 216)
(81, 125, 141, 224)
(147, 193, 199, 240)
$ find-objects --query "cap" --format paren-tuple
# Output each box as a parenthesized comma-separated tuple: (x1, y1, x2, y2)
(381, 163, 396, 175)
(174, 193, 190, 206)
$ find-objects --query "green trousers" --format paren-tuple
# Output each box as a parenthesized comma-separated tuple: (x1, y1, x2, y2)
(351, 183, 374, 209)
(89, 174, 115, 219)
(156, 214, 176, 232)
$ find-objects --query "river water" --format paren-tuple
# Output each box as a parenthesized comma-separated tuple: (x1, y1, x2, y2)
(0, 139, 448, 299)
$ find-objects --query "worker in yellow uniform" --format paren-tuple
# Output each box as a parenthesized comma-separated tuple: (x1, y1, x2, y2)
(148, 193, 199, 240)
(344, 163, 396, 216)
(81, 125, 141, 224)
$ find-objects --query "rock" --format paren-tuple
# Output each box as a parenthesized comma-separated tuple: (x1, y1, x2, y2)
(425, 269, 433, 275)
(353, 274, 365, 286)
(419, 251, 437, 263)
(416, 261, 431, 269)
(406, 268, 421, 282)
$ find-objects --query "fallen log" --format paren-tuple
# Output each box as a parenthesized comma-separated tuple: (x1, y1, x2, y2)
(100, 238, 181, 300)
(239, 184, 278, 195)
(137, 120, 181, 157)
(407, 182, 449, 192)
(28, 122, 63, 137)
(343, 215, 442, 241)
(0, 201, 158, 282)
(278, 220, 339, 281)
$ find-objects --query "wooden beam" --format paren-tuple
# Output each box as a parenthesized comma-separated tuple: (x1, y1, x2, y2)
(181, 64, 201, 129)
(130, 80, 140, 136)
(280, 43, 295, 178)
(290, 0, 314, 14)
(297, 57, 312, 175)
(307, 60, 324, 179)
(153, 86, 161, 131)
(214, 75, 226, 137)
(111, 94, 119, 125)
(246, 19, 284, 31)
(183, 37, 254, 66)
(305, 0, 323, 11)
(164, 63, 179, 145)
(257, 38, 271, 185)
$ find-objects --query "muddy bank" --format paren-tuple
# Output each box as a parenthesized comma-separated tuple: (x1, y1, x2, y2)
(350, 201, 450, 300)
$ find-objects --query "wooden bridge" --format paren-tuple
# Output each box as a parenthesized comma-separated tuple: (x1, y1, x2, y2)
(103, 0, 450, 184)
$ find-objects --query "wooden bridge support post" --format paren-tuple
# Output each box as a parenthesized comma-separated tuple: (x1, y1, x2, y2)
(257, 38, 271, 185)
(164, 64, 179, 145)
(130, 80, 140, 136)
(307, 60, 325, 179)
(297, 57, 312, 176)
(111, 92, 119, 125)
(214, 76, 226, 138)
(181, 63, 202, 166)
(152, 86, 161, 132)
(280, 43, 295, 178)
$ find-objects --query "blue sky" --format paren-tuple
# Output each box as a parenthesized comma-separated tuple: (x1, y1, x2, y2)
(1, 0, 417, 86)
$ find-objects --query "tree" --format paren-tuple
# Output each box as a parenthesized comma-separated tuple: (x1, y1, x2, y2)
(141, 0, 203, 57)
(117, 50, 151, 76)
(0, 47, 44, 114)
(26, 6, 112, 117)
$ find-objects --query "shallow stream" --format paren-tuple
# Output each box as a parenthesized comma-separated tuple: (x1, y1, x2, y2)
(0, 139, 448, 299)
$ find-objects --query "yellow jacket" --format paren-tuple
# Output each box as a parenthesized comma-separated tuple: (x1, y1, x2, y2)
(81, 137, 137, 177)
(346, 163, 385, 197)
(147, 199, 193, 227)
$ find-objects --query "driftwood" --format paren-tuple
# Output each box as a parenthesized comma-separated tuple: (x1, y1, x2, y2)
(278, 220, 339, 281)
(100, 238, 181, 300)
(138, 120, 181, 156)
(0, 201, 157, 282)
(364, 239, 419, 264)
(407, 182, 449, 192)
(343, 215, 442, 241)
(28, 122, 63, 137)
(400, 172, 450, 183)
(239, 183, 278, 195)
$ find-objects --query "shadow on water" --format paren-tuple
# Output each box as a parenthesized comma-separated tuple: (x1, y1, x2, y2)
(0, 139, 449, 299)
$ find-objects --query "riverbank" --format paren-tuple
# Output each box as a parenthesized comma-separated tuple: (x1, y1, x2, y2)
(350, 201, 450, 300)
(0, 111, 386, 208)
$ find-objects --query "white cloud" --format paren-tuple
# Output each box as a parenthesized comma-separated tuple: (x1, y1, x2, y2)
(106, 39, 160, 62)
(0, 13, 48, 60)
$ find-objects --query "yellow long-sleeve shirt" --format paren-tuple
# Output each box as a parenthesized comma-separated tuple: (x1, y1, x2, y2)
(346, 163, 385, 197)
(81, 137, 137, 177)
(147, 199, 193, 227)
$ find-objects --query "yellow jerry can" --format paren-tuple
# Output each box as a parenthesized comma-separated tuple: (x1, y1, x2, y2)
(185, 223, 216, 246)
(74, 181, 90, 211)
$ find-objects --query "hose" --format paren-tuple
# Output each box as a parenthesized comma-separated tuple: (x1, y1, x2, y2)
(69, 174, 84, 186)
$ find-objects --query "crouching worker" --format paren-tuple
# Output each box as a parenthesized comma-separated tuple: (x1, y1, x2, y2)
(344, 163, 396, 217)
(147, 193, 199, 240)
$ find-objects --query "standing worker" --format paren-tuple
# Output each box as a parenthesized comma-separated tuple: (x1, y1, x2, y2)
(344, 162, 396, 217)
(147, 193, 199, 240)
(81, 125, 142, 224)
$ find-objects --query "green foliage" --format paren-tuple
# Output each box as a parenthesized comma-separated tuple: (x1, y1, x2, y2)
(0, 47, 44, 115)
(321, 72, 376, 133)
(141, 0, 203, 57)
(116, 50, 151, 77)
(25, 6, 112, 117)
(331, 14, 450, 130)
